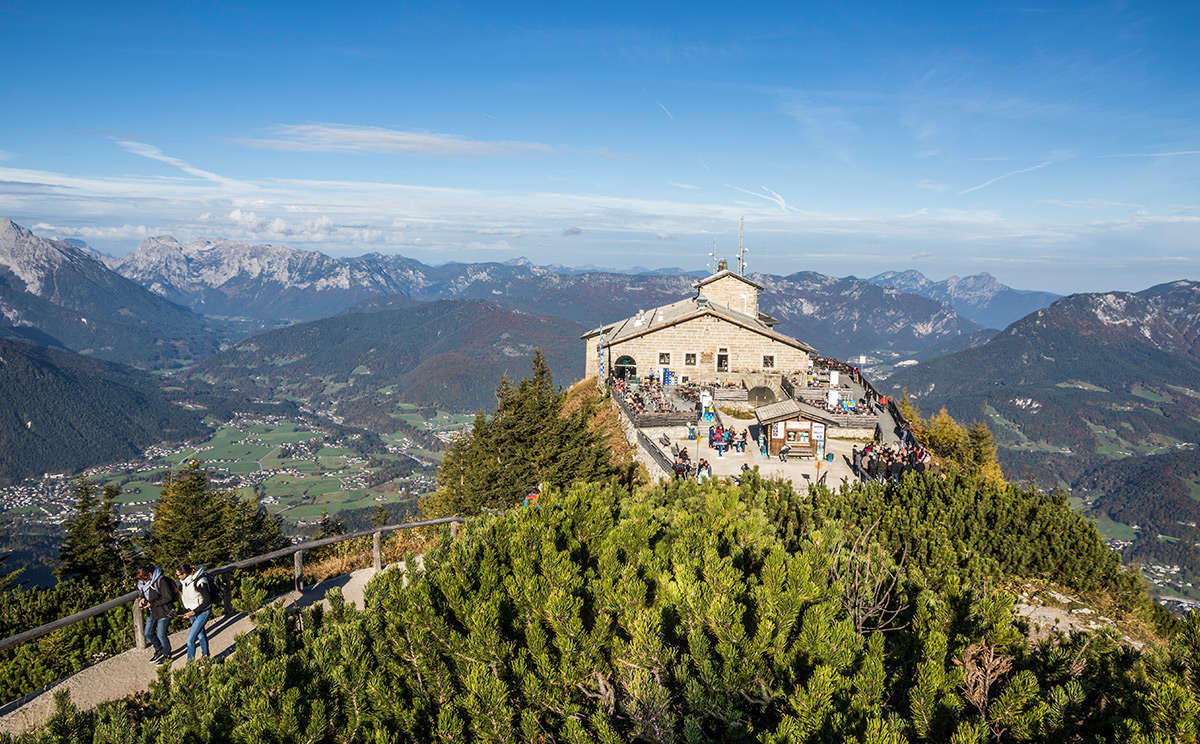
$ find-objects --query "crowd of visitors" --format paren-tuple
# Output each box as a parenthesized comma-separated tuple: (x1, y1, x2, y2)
(614, 376, 676, 415)
(708, 425, 750, 454)
(852, 441, 934, 482)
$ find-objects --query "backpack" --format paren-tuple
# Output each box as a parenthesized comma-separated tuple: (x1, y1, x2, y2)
(205, 572, 227, 610)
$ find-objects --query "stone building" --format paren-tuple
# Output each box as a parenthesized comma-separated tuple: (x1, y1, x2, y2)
(581, 261, 815, 384)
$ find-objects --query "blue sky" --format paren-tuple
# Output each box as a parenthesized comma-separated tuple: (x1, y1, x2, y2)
(1, 1, 1197, 292)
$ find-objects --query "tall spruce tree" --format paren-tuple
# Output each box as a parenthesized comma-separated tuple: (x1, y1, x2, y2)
(149, 461, 285, 570)
(56, 479, 128, 584)
(423, 350, 615, 516)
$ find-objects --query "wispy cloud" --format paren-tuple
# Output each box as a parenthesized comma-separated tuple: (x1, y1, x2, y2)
(729, 185, 788, 211)
(562, 226, 582, 236)
(1039, 198, 1141, 208)
(1104, 150, 1200, 158)
(960, 160, 1053, 194)
(656, 102, 674, 120)
(916, 179, 948, 193)
(655, 232, 673, 240)
(669, 182, 700, 190)
(239, 123, 555, 157)
(116, 140, 249, 189)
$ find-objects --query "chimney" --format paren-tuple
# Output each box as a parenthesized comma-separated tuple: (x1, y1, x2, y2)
(717, 258, 728, 271)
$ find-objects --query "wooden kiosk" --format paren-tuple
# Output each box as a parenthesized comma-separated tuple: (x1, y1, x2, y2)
(754, 399, 821, 459)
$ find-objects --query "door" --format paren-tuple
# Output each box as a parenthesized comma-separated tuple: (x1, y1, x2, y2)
(613, 355, 637, 380)
(716, 353, 729, 372)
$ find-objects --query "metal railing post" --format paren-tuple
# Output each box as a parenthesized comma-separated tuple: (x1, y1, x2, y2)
(372, 531, 382, 571)
(131, 599, 145, 650)
(293, 550, 304, 593)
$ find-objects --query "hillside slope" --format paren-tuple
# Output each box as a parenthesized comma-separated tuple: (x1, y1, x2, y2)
(186, 299, 584, 418)
(889, 280, 1200, 484)
(0, 338, 208, 485)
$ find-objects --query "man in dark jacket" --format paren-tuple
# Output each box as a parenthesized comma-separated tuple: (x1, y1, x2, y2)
(135, 565, 175, 663)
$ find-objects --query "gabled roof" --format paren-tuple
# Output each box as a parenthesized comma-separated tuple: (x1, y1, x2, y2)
(693, 269, 764, 291)
(580, 295, 815, 353)
(754, 399, 805, 426)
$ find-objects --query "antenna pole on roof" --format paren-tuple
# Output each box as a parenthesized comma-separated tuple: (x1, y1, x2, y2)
(708, 240, 718, 274)
(737, 216, 747, 275)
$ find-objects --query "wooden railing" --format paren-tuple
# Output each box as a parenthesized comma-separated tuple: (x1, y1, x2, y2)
(0, 516, 463, 655)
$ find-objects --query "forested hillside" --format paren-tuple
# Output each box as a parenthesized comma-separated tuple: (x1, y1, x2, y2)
(0, 339, 207, 485)
(187, 299, 584, 416)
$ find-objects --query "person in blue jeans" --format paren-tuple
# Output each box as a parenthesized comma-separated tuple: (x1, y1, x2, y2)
(135, 566, 174, 664)
(176, 564, 213, 661)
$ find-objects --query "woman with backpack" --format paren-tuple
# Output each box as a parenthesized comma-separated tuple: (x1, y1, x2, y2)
(176, 564, 213, 661)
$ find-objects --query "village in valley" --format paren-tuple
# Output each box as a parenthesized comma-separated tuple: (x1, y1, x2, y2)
(0, 410, 465, 531)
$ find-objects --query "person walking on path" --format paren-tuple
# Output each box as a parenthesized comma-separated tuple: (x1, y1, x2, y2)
(176, 564, 213, 661)
(135, 566, 175, 664)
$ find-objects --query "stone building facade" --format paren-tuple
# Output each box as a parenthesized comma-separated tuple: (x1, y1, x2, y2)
(581, 264, 815, 384)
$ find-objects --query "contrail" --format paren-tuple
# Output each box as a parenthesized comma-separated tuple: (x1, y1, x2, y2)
(657, 102, 674, 120)
(960, 160, 1052, 194)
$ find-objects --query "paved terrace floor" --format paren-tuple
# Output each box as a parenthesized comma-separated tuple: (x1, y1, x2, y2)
(656, 426, 861, 486)
(0, 564, 389, 736)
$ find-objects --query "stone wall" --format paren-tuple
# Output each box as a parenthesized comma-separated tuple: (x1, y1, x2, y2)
(698, 275, 759, 316)
(599, 315, 810, 384)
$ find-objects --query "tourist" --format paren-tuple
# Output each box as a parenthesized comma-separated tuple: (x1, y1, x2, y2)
(135, 565, 175, 664)
(176, 564, 213, 662)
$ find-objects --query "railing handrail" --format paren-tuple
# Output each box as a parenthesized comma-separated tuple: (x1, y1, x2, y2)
(0, 516, 464, 654)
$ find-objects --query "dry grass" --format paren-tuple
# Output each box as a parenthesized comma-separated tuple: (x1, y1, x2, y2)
(564, 379, 636, 466)
(302, 527, 446, 585)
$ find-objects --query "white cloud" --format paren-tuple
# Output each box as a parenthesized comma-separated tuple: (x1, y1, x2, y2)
(960, 160, 1053, 194)
(1039, 199, 1141, 209)
(916, 179, 948, 192)
(655, 232, 673, 240)
(239, 123, 555, 157)
(1104, 150, 1200, 158)
(669, 182, 700, 190)
(33, 222, 154, 240)
(116, 140, 249, 189)
(562, 226, 583, 236)
(657, 102, 674, 120)
(729, 185, 788, 211)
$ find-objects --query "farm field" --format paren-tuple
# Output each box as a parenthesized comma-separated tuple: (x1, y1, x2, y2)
(81, 414, 437, 527)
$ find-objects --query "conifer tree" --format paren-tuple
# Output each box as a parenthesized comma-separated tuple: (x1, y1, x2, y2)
(149, 460, 285, 569)
(423, 350, 615, 516)
(55, 479, 128, 584)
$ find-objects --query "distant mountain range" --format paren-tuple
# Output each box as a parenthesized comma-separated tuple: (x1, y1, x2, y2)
(0, 338, 208, 485)
(108, 229, 994, 359)
(0, 220, 225, 368)
(186, 299, 585, 422)
(889, 280, 1200, 482)
(867, 269, 1060, 329)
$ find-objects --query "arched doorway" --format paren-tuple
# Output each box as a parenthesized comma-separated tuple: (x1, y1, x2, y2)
(748, 386, 777, 407)
(613, 355, 637, 380)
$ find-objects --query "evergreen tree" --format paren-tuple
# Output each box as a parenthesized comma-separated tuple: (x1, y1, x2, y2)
(968, 420, 1005, 482)
(149, 461, 285, 570)
(423, 351, 615, 516)
(55, 479, 128, 584)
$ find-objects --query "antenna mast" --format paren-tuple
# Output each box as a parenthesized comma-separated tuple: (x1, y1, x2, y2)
(708, 239, 718, 273)
(736, 216, 747, 275)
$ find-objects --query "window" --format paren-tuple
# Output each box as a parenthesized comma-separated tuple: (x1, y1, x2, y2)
(762, 355, 775, 369)
(681, 376, 689, 383)
(658, 352, 671, 365)
(684, 353, 697, 366)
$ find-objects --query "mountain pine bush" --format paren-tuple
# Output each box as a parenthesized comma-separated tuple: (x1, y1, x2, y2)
(11, 474, 1200, 743)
